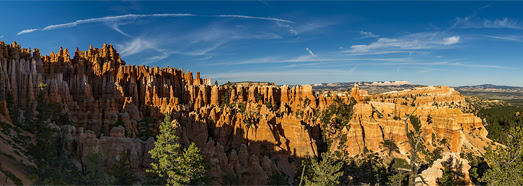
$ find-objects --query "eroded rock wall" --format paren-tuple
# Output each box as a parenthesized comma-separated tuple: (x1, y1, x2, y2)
(0, 41, 492, 184)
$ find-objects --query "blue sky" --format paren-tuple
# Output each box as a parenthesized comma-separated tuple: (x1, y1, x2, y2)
(1, 1, 522, 86)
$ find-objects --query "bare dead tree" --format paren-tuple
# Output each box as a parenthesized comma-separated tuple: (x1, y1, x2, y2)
(299, 165, 306, 186)
(402, 106, 429, 186)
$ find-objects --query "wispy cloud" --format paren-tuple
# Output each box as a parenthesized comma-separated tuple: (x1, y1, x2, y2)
(145, 52, 169, 64)
(257, 0, 270, 6)
(284, 62, 321, 68)
(220, 55, 317, 65)
(169, 42, 225, 56)
(427, 61, 510, 69)
(378, 61, 511, 69)
(0, 35, 3, 39)
(344, 32, 460, 53)
(110, 23, 131, 37)
(305, 47, 324, 63)
(212, 55, 410, 65)
(442, 36, 460, 45)
(294, 20, 338, 34)
(452, 17, 523, 30)
(482, 35, 523, 42)
(17, 13, 293, 35)
(114, 21, 286, 64)
(198, 55, 213, 61)
(214, 15, 292, 23)
(345, 50, 409, 56)
(116, 36, 223, 64)
(41, 14, 195, 31)
(276, 21, 298, 35)
(415, 67, 440, 73)
(117, 37, 159, 57)
(17, 29, 39, 35)
(305, 48, 316, 57)
(360, 31, 378, 38)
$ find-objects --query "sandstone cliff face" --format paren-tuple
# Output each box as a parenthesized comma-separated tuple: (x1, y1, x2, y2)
(0, 41, 492, 184)
(328, 86, 491, 159)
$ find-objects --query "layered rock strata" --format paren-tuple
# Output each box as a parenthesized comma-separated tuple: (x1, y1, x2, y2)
(0, 41, 492, 184)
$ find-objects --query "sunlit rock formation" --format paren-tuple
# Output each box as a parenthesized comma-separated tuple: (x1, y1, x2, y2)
(0, 41, 493, 185)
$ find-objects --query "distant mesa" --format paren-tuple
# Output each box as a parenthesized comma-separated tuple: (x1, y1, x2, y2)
(312, 80, 413, 87)
(228, 81, 276, 86)
(312, 81, 418, 94)
(455, 84, 523, 90)
(366, 80, 412, 86)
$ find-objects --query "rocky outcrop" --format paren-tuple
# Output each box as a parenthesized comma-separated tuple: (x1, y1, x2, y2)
(329, 85, 491, 157)
(63, 125, 153, 171)
(418, 153, 473, 186)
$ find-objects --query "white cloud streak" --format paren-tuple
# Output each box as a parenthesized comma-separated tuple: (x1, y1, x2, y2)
(377, 61, 511, 69)
(118, 37, 159, 57)
(452, 17, 523, 30)
(345, 32, 460, 53)
(305, 48, 316, 57)
(360, 31, 378, 38)
(17, 29, 39, 35)
(345, 50, 409, 56)
(18, 13, 293, 35)
(0, 35, 3, 39)
(305, 47, 324, 63)
(198, 55, 213, 61)
(212, 55, 410, 65)
(215, 15, 293, 23)
(442, 36, 460, 45)
(111, 23, 131, 37)
(42, 14, 195, 31)
(276, 21, 298, 35)
(284, 62, 321, 68)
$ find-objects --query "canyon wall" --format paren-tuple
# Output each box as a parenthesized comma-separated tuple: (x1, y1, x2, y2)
(0, 41, 493, 184)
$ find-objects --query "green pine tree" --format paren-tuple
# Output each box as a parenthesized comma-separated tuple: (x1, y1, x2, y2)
(147, 114, 209, 185)
(179, 142, 208, 185)
(82, 151, 112, 185)
(436, 156, 465, 186)
(437, 168, 457, 186)
(111, 151, 139, 185)
(5, 92, 18, 125)
(388, 158, 410, 186)
(304, 152, 344, 186)
(27, 83, 60, 166)
(147, 114, 183, 185)
(267, 172, 287, 185)
(480, 127, 523, 185)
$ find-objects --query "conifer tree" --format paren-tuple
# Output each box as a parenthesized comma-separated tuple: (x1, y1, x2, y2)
(267, 173, 287, 185)
(179, 142, 208, 185)
(480, 127, 523, 185)
(5, 92, 19, 125)
(436, 156, 466, 186)
(147, 114, 209, 185)
(28, 83, 60, 166)
(304, 152, 343, 186)
(82, 151, 112, 185)
(147, 114, 183, 185)
(111, 151, 139, 185)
